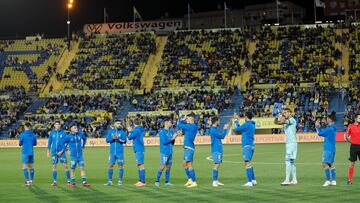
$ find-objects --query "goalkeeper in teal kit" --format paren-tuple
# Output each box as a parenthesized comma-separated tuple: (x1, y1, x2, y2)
(275, 108, 298, 186)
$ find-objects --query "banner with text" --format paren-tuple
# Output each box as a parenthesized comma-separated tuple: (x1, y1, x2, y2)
(84, 20, 183, 34)
(234, 118, 282, 129)
(0, 133, 327, 148)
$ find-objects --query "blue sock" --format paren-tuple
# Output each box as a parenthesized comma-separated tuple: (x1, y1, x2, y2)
(325, 168, 330, 181)
(139, 169, 145, 183)
(23, 169, 29, 181)
(188, 168, 196, 182)
(213, 168, 219, 181)
(246, 167, 252, 182)
(81, 176, 87, 183)
(30, 168, 34, 180)
(165, 170, 170, 183)
(185, 168, 190, 179)
(251, 167, 256, 181)
(331, 168, 336, 181)
(119, 168, 124, 181)
(71, 177, 76, 183)
(108, 168, 113, 182)
(52, 170, 57, 182)
(156, 169, 162, 182)
(65, 170, 70, 182)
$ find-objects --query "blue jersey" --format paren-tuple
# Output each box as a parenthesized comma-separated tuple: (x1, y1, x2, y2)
(159, 128, 175, 155)
(47, 129, 67, 156)
(177, 118, 198, 150)
(234, 120, 256, 147)
(106, 128, 127, 156)
(63, 132, 87, 158)
(19, 130, 37, 155)
(210, 126, 227, 153)
(128, 126, 145, 153)
(316, 124, 336, 152)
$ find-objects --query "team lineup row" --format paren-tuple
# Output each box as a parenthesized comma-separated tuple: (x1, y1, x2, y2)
(19, 109, 360, 187)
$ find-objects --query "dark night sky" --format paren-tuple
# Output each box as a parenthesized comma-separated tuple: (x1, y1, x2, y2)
(0, 0, 321, 39)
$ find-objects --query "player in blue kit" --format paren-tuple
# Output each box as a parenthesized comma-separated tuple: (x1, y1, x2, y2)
(62, 123, 91, 187)
(316, 114, 337, 187)
(104, 119, 127, 186)
(155, 118, 178, 187)
(209, 116, 229, 187)
(19, 122, 37, 186)
(233, 112, 257, 187)
(177, 113, 198, 188)
(47, 120, 70, 187)
(127, 117, 146, 187)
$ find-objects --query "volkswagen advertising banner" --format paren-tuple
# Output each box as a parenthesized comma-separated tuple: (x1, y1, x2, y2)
(83, 20, 183, 34)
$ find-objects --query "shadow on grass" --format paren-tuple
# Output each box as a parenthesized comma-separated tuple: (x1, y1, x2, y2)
(28, 185, 60, 203)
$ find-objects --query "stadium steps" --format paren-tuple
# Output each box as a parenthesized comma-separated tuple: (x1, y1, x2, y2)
(328, 92, 346, 131)
(25, 98, 46, 114)
(141, 36, 168, 91)
(234, 70, 251, 91)
(0, 52, 6, 78)
(248, 41, 256, 58)
(219, 93, 243, 129)
(117, 100, 136, 120)
(341, 47, 350, 83)
(45, 41, 79, 93)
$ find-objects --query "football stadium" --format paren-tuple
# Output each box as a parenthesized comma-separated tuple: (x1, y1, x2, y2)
(0, 0, 360, 202)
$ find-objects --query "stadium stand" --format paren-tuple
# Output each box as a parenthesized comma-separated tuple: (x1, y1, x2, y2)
(240, 84, 334, 132)
(250, 26, 343, 85)
(0, 38, 66, 92)
(1, 24, 358, 139)
(61, 33, 156, 90)
(135, 89, 232, 112)
(153, 29, 250, 88)
(0, 86, 31, 137)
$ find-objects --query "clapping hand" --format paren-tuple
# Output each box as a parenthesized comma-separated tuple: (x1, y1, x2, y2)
(233, 113, 239, 120)
(113, 133, 118, 139)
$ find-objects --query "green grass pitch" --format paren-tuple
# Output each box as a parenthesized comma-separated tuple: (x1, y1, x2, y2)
(0, 142, 359, 202)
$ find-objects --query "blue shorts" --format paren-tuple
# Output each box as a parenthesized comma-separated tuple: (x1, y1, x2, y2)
(322, 151, 335, 164)
(109, 153, 124, 165)
(242, 145, 254, 162)
(52, 153, 67, 165)
(184, 148, 194, 162)
(70, 156, 85, 169)
(135, 151, 144, 165)
(285, 143, 298, 160)
(160, 153, 173, 166)
(22, 155, 34, 164)
(212, 152, 223, 164)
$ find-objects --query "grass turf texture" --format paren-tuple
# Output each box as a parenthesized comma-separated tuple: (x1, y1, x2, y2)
(0, 142, 359, 202)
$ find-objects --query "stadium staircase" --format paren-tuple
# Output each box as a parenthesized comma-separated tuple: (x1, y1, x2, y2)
(43, 41, 79, 93)
(0, 52, 6, 78)
(341, 46, 350, 83)
(25, 98, 46, 114)
(140, 36, 168, 91)
(329, 92, 347, 131)
(219, 93, 244, 129)
(335, 28, 350, 83)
